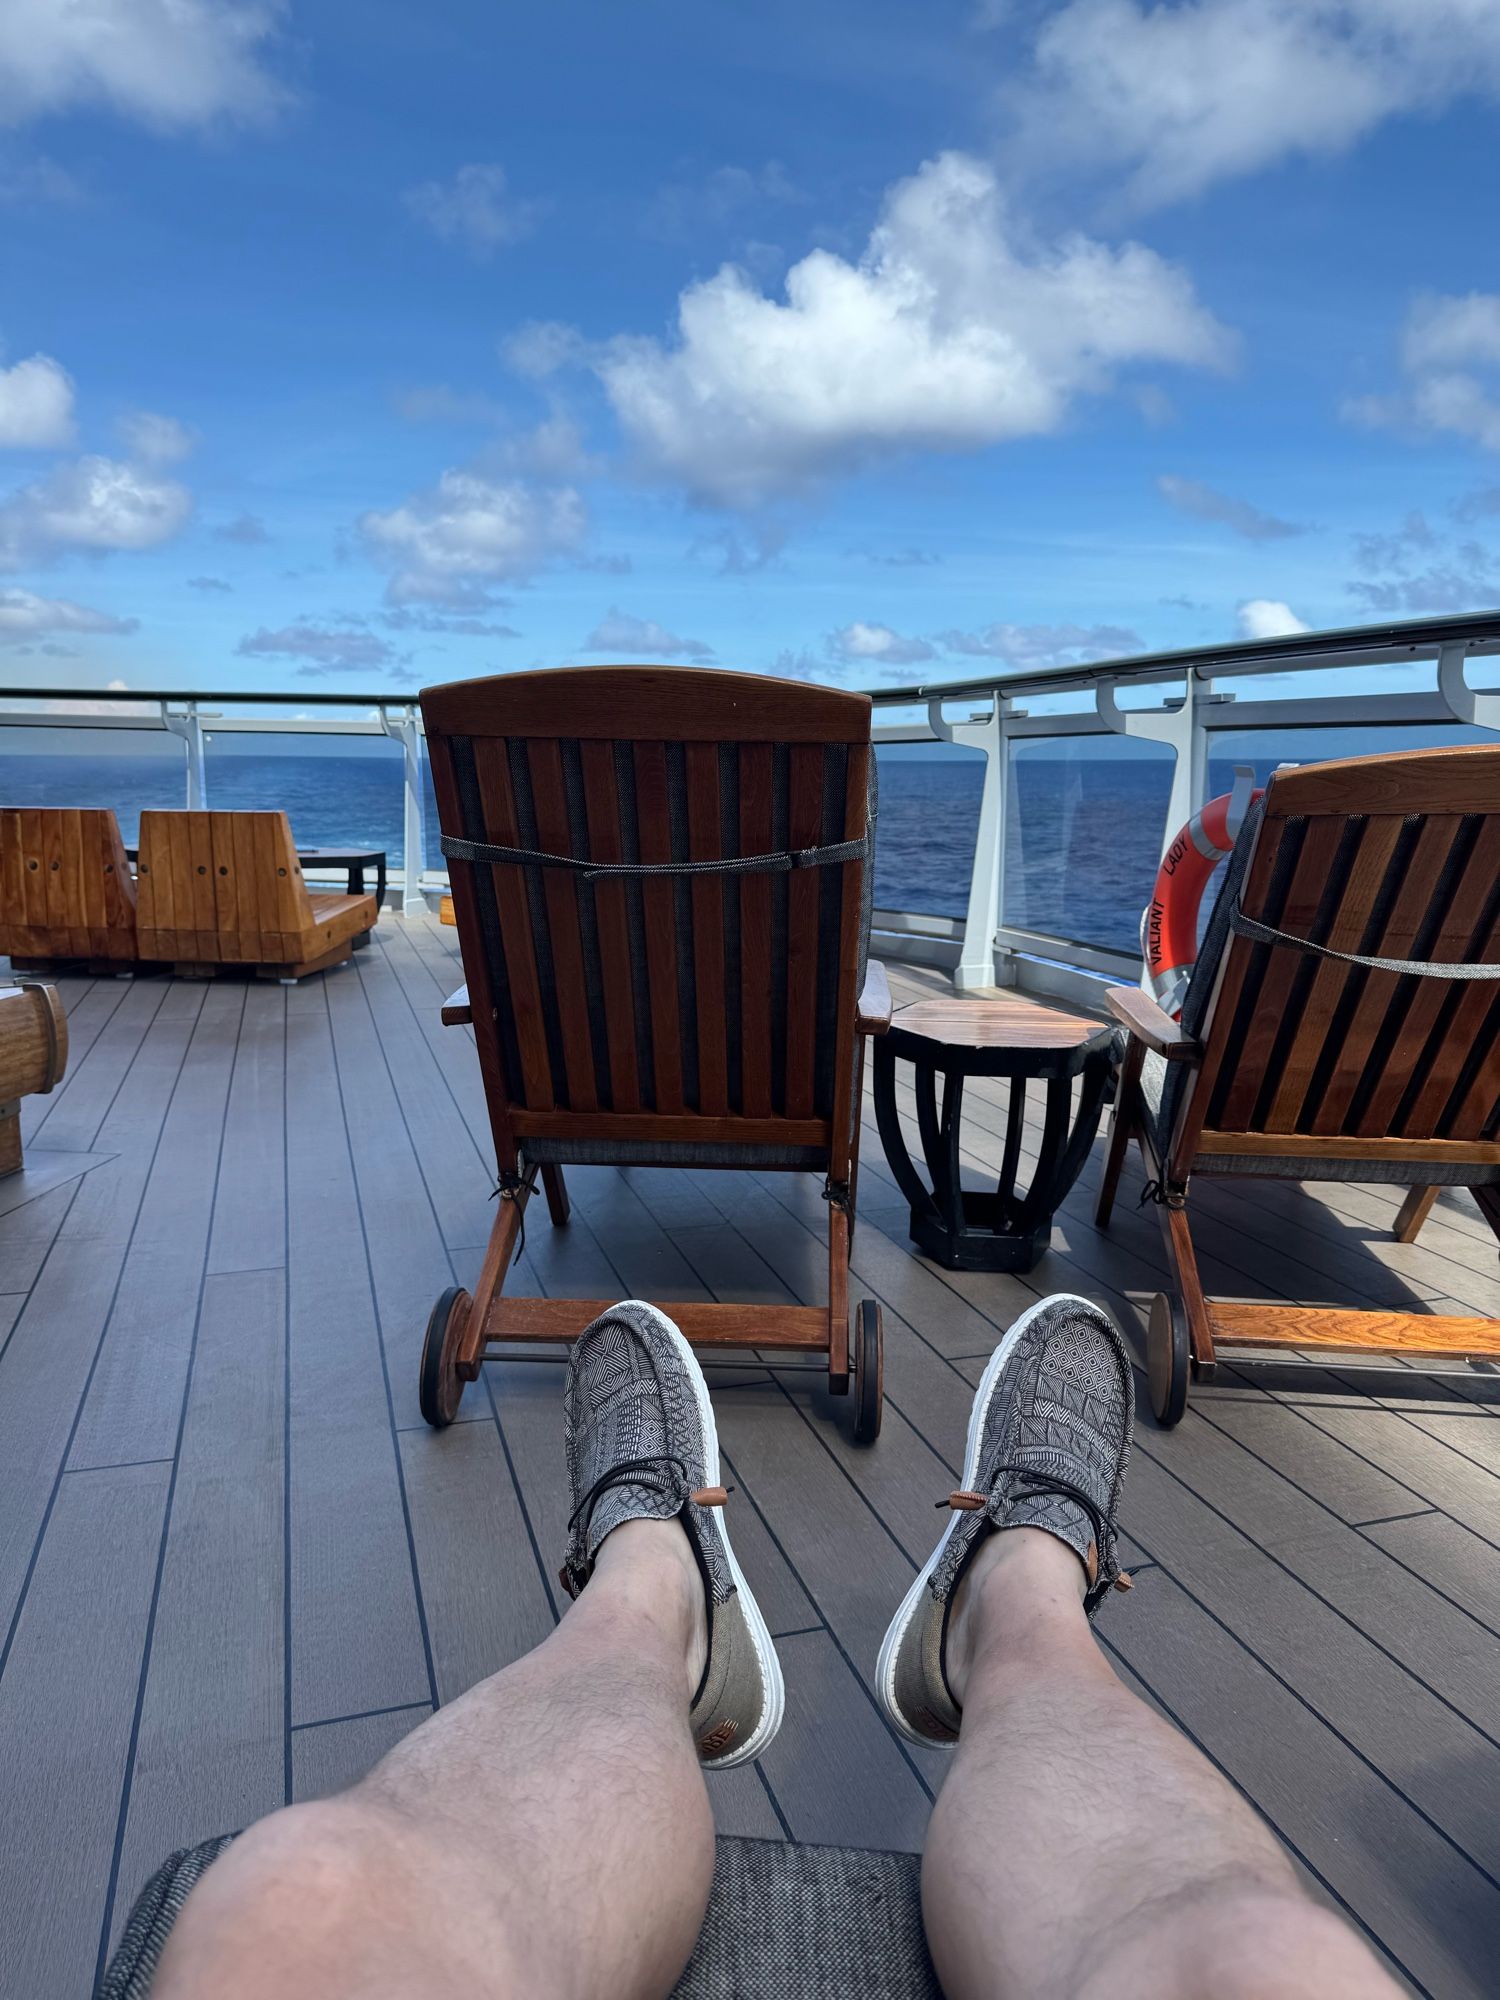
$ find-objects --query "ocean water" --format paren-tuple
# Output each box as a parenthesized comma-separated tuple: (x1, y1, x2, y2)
(1, 724, 1488, 958)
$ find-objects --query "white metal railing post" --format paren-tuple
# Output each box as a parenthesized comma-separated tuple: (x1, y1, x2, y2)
(381, 705, 427, 916)
(929, 691, 1005, 992)
(1095, 670, 1212, 859)
(1437, 643, 1500, 732)
(161, 700, 207, 808)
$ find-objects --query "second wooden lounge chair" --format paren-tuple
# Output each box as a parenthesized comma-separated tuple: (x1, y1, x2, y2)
(137, 810, 379, 981)
(418, 665, 892, 1441)
(1098, 746, 1500, 1423)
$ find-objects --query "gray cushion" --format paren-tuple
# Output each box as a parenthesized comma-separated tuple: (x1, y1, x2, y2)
(100, 1832, 940, 2000)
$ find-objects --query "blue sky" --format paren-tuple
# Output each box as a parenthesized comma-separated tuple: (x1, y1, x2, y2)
(1, 0, 1499, 697)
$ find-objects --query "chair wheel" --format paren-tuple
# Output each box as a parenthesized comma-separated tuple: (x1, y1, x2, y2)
(420, 1285, 472, 1428)
(1147, 1292, 1190, 1427)
(853, 1298, 884, 1444)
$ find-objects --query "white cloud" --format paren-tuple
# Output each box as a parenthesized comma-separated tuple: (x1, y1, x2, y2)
(0, 353, 74, 447)
(502, 320, 589, 379)
(1157, 474, 1305, 542)
(1348, 509, 1500, 613)
(689, 522, 788, 574)
(1009, 0, 1500, 210)
(0, 587, 137, 644)
(827, 621, 936, 668)
(117, 408, 196, 463)
(591, 151, 1232, 506)
(403, 164, 539, 259)
(0, 453, 192, 568)
(359, 467, 587, 606)
(937, 620, 1141, 667)
(1237, 598, 1308, 640)
(0, 0, 289, 131)
(237, 622, 397, 674)
(645, 161, 805, 240)
(1347, 292, 1500, 452)
(582, 608, 715, 663)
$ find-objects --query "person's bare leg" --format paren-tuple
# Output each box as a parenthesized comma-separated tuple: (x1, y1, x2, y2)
(153, 1517, 714, 2000)
(923, 1528, 1400, 2000)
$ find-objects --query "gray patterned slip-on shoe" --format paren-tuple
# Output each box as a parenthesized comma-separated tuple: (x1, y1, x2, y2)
(876, 1293, 1135, 1747)
(561, 1299, 785, 1769)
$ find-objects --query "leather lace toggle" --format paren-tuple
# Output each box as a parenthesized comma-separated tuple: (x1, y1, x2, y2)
(689, 1486, 731, 1507)
(940, 1490, 988, 1511)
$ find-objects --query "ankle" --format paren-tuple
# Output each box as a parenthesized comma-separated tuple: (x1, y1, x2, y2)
(589, 1517, 708, 1697)
(945, 1527, 1088, 1705)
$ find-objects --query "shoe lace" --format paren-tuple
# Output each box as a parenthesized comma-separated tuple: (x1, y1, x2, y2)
(562, 1454, 733, 1600)
(941, 1460, 1127, 1596)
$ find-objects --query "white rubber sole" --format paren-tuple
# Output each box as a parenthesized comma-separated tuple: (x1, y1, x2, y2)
(611, 1300, 786, 1770)
(874, 1293, 1105, 1748)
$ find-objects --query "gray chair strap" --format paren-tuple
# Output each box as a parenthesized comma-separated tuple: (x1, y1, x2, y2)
(1231, 903, 1500, 979)
(441, 831, 869, 882)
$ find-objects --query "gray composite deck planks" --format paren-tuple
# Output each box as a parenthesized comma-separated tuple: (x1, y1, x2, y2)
(1, 923, 1498, 1999)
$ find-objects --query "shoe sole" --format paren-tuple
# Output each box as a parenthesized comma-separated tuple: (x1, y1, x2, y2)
(874, 1292, 1104, 1748)
(613, 1300, 787, 1770)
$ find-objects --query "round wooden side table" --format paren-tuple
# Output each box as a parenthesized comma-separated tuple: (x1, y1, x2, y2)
(871, 995, 1114, 1272)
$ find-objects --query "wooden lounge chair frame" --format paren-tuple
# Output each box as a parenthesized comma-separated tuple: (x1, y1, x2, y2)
(417, 665, 892, 1441)
(1096, 747, 1500, 1423)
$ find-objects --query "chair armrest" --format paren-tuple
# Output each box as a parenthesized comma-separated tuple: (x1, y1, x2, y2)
(856, 960, 893, 1036)
(1105, 986, 1199, 1060)
(441, 983, 472, 1027)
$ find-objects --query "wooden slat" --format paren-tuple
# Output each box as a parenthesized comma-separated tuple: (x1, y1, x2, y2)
(252, 816, 286, 962)
(134, 813, 166, 957)
(1311, 815, 1465, 1135)
(1265, 744, 1500, 818)
(632, 741, 685, 1113)
(472, 737, 554, 1111)
(209, 811, 241, 960)
(1357, 818, 1500, 1138)
(1198, 1129, 1500, 1162)
(579, 740, 640, 1114)
(784, 744, 824, 1119)
(507, 1107, 829, 1146)
(1216, 815, 1347, 1130)
(738, 743, 775, 1118)
(1207, 1301, 1500, 1358)
(525, 740, 597, 1112)
(685, 743, 728, 1116)
(826, 742, 871, 1181)
(21, 809, 49, 948)
(487, 1294, 831, 1349)
(169, 812, 200, 965)
(40, 809, 69, 956)
(231, 813, 264, 962)
(57, 810, 85, 956)
(82, 813, 111, 958)
(1264, 817, 1404, 1132)
(185, 814, 216, 958)
(424, 664, 872, 744)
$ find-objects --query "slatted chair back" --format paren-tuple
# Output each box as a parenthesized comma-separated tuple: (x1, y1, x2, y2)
(422, 667, 876, 1179)
(137, 810, 313, 963)
(0, 807, 137, 961)
(1169, 747, 1500, 1181)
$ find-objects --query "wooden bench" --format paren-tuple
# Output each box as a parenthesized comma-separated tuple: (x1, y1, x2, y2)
(0, 807, 138, 971)
(136, 810, 379, 981)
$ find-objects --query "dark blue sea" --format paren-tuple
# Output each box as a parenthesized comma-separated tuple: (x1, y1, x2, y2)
(1, 723, 1486, 957)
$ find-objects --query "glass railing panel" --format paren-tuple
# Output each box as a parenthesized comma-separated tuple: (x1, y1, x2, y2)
(1001, 737, 1174, 956)
(0, 723, 185, 845)
(1207, 719, 1497, 792)
(872, 741, 984, 919)
(202, 730, 406, 861)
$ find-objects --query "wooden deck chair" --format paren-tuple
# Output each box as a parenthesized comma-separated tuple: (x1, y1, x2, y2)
(137, 810, 378, 981)
(419, 665, 893, 1441)
(0, 807, 138, 969)
(1097, 746, 1500, 1424)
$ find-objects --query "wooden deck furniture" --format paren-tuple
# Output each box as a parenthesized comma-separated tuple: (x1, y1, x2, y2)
(1098, 746, 1500, 1423)
(418, 664, 892, 1440)
(0, 807, 138, 970)
(0, 980, 67, 1175)
(136, 810, 379, 981)
(873, 995, 1114, 1271)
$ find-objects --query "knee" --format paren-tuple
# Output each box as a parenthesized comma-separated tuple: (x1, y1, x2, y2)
(168, 1799, 411, 1970)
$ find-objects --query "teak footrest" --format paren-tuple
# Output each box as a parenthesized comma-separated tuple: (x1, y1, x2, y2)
(1206, 1302, 1500, 1360)
(484, 1296, 831, 1350)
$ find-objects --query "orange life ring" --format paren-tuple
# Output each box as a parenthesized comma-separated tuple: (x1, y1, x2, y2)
(1142, 782, 1261, 1017)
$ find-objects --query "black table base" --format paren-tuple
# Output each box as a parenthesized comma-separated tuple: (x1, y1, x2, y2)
(873, 1032, 1113, 1274)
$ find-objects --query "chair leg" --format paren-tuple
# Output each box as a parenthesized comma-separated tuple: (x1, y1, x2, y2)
(1156, 1195, 1216, 1376)
(541, 1163, 570, 1228)
(1096, 1039, 1143, 1229)
(1393, 1184, 1438, 1244)
(459, 1169, 534, 1376)
(826, 1201, 851, 1394)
